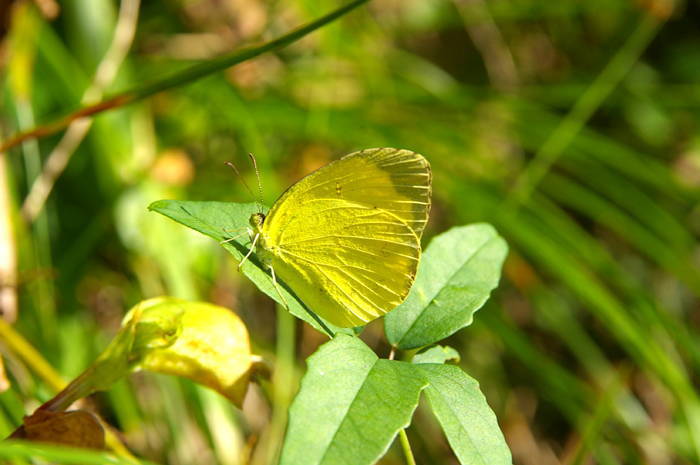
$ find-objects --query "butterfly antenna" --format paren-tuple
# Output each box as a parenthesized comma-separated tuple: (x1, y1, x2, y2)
(225, 161, 259, 204)
(248, 153, 265, 213)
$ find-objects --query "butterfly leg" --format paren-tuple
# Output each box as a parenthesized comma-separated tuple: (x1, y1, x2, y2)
(219, 229, 249, 245)
(269, 265, 291, 312)
(238, 232, 259, 269)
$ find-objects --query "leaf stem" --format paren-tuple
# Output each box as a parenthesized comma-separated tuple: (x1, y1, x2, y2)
(37, 368, 97, 412)
(399, 429, 416, 465)
(0, 0, 370, 152)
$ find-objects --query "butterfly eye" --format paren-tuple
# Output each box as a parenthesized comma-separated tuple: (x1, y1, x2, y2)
(249, 213, 266, 229)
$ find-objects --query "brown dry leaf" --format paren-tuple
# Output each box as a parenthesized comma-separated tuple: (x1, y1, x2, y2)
(12, 410, 105, 449)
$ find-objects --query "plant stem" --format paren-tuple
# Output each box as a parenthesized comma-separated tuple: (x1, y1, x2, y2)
(38, 368, 97, 412)
(0, 0, 370, 152)
(21, 0, 141, 223)
(250, 305, 297, 465)
(392, 344, 415, 465)
(0, 319, 64, 392)
(0, 320, 135, 458)
(399, 429, 416, 465)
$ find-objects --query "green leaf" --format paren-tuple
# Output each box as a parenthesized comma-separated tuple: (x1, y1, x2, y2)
(385, 224, 508, 349)
(412, 345, 461, 364)
(280, 334, 428, 465)
(148, 199, 349, 336)
(418, 364, 512, 465)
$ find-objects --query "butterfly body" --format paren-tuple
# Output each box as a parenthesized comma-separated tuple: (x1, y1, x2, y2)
(245, 148, 431, 327)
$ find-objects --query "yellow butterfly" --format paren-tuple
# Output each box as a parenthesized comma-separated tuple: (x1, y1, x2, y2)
(240, 148, 431, 327)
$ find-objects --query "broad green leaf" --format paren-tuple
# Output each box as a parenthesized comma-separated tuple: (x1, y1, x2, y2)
(148, 199, 349, 336)
(385, 224, 508, 349)
(412, 345, 460, 364)
(280, 334, 428, 465)
(418, 364, 512, 465)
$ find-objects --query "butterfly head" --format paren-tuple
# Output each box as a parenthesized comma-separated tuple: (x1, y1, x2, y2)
(249, 212, 266, 234)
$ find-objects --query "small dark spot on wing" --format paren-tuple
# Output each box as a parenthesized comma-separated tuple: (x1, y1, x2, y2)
(335, 181, 342, 197)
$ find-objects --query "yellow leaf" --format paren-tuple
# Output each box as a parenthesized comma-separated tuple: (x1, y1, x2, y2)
(37, 297, 253, 413)
(129, 297, 252, 407)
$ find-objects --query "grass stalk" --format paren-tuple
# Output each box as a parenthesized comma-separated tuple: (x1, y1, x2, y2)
(510, 12, 663, 203)
(0, 0, 370, 152)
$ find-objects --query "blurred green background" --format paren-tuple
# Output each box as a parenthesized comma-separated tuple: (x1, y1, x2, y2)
(1, 0, 700, 463)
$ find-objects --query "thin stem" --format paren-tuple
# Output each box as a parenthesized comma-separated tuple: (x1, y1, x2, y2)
(0, 154, 17, 323)
(250, 304, 296, 465)
(509, 12, 663, 204)
(453, 0, 519, 91)
(0, 320, 135, 458)
(0, 318, 64, 392)
(38, 369, 97, 412)
(390, 347, 414, 465)
(21, 0, 141, 223)
(399, 429, 416, 465)
(0, 0, 370, 152)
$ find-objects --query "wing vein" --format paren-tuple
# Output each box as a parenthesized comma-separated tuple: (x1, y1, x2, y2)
(280, 250, 397, 313)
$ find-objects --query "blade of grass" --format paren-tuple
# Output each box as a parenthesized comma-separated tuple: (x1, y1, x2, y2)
(510, 12, 664, 203)
(0, 0, 370, 152)
(0, 440, 158, 465)
(477, 308, 591, 421)
(559, 156, 693, 248)
(567, 370, 629, 465)
(525, 192, 700, 372)
(459, 184, 700, 460)
(510, 98, 691, 204)
(21, 0, 141, 223)
(541, 172, 700, 292)
(7, 3, 56, 338)
(0, 319, 135, 458)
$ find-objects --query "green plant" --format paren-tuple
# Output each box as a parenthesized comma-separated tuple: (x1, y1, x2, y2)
(1, 198, 511, 465)
(150, 200, 511, 465)
(3, 0, 698, 463)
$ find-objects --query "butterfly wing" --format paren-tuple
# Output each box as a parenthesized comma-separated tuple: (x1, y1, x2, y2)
(262, 148, 431, 327)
